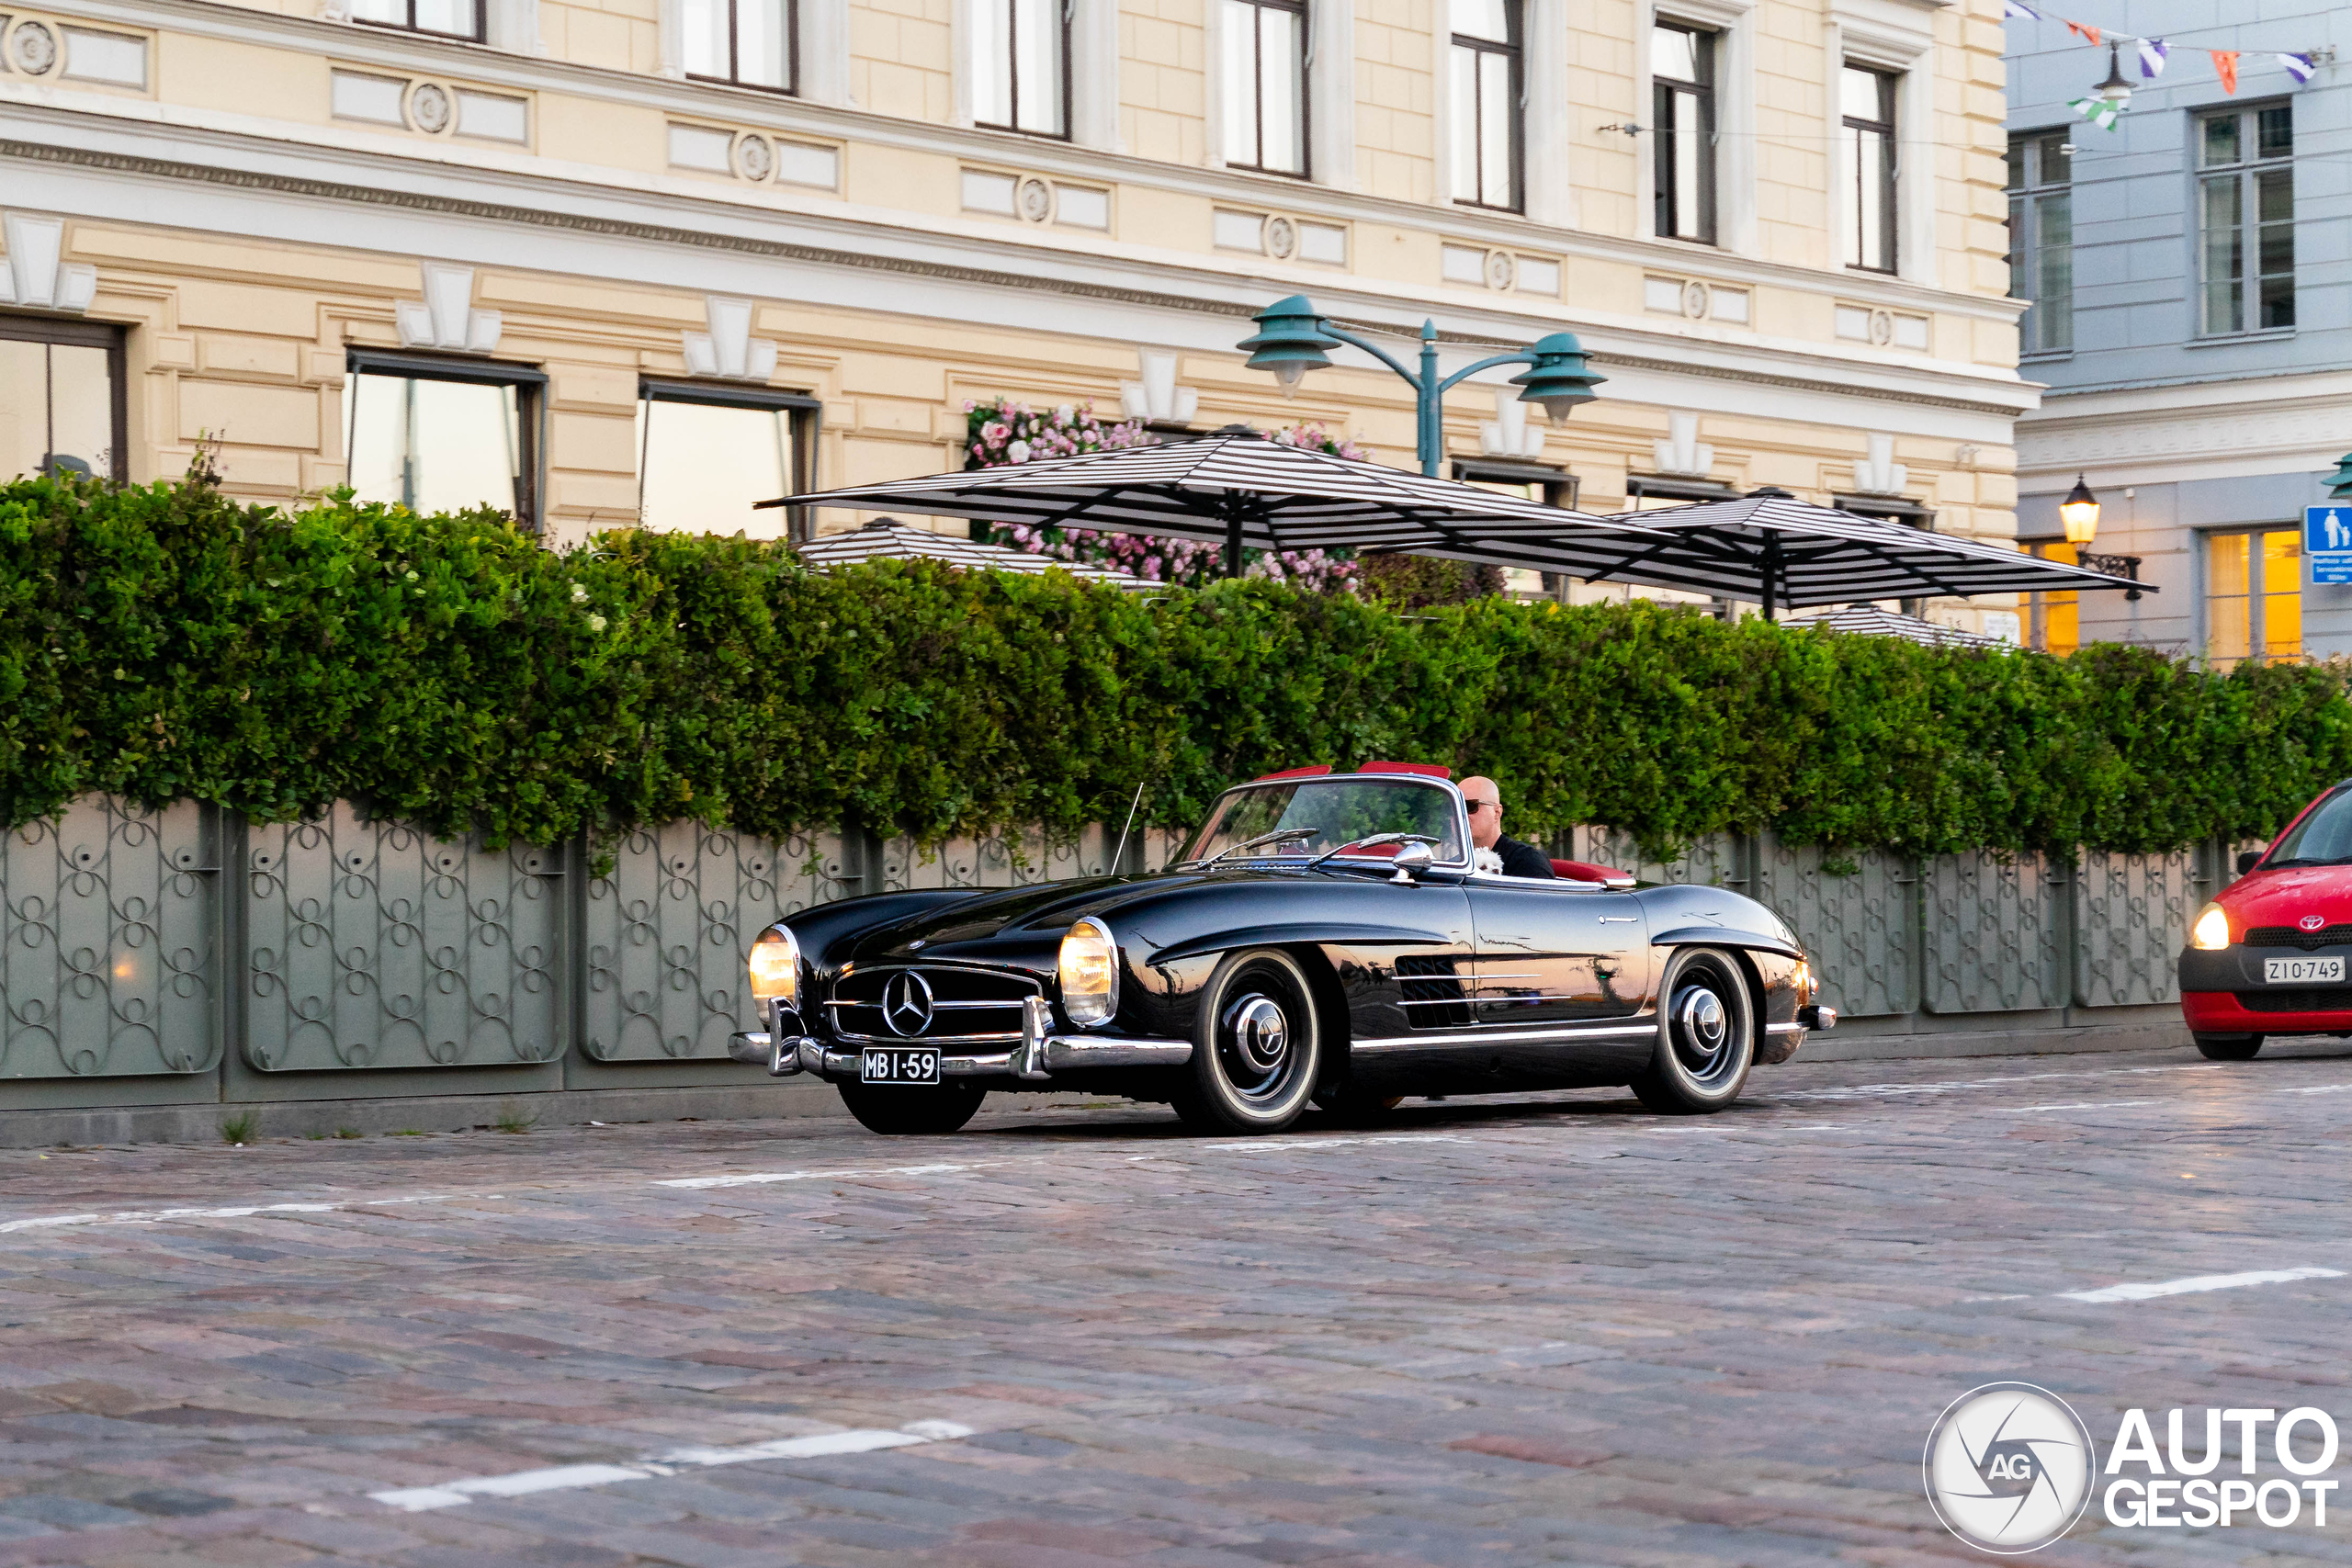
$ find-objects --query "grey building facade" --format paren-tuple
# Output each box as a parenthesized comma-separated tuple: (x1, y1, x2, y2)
(2006, 4, 2352, 665)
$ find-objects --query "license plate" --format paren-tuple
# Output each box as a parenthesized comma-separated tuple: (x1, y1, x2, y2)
(860, 1047, 941, 1085)
(2265, 956, 2345, 984)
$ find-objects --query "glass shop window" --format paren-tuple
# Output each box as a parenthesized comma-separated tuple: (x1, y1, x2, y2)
(636, 380, 816, 538)
(343, 355, 543, 527)
(0, 318, 124, 481)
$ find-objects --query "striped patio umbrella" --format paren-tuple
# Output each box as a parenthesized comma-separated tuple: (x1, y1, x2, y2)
(1779, 603, 2008, 649)
(1453, 491, 2144, 616)
(762, 426, 1662, 577)
(797, 517, 1154, 590)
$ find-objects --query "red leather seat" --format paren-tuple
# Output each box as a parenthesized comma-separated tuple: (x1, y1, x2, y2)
(1552, 858, 1631, 882)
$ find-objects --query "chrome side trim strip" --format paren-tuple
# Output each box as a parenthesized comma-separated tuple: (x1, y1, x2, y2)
(1043, 1034, 1193, 1069)
(1764, 1021, 1805, 1035)
(1352, 1022, 1657, 1053)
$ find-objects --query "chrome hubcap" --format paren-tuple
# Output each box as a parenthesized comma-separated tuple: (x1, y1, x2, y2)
(1221, 993, 1291, 1099)
(1671, 983, 1729, 1072)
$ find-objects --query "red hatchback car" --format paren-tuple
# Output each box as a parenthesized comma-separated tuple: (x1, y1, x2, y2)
(2180, 781, 2352, 1060)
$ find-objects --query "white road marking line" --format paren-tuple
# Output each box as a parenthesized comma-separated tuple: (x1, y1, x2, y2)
(1998, 1100, 2164, 1113)
(368, 1422, 976, 1512)
(653, 1162, 983, 1190)
(2282, 1084, 2352, 1095)
(2058, 1267, 2346, 1304)
(0, 1194, 501, 1237)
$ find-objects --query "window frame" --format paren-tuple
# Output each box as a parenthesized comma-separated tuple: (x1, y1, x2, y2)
(976, 0, 1071, 140)
(1450, 0, 1525, 213)
(351, 0, 484, 44)
(2005, 129, 2074, 356)
(1222, 0, 1311, 179)
(0, 313, 128, 483)
(684, 0, 799, 96)
(1841, 62, 1898, 275)
(1452, 457, 1578, 512)
(345, 347, 548, 532)
(639, 377, 823, 541)
(2195, 102, 2294, 339)
(1652, 19, 1717, 245)
(2202, 523, 2303, 669)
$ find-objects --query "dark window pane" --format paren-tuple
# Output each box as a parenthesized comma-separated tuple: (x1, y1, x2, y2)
(2261, 274, 2295, 330)
(2259, 105, 2292, 159)
(2201, 113, 2240, 168)
(2005, 136, 2025, 192)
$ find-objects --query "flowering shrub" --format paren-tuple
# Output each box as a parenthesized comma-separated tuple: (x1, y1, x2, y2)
(966, 400, 1363, 592)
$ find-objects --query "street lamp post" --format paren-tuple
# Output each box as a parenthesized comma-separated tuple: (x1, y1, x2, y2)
(1237, 295, 1605, 477)
(2058, 472, 2143, 601)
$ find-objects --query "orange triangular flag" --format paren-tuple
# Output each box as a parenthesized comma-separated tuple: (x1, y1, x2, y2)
(2212, 50, 2239, 92)
(2065, 19, 2102, 45)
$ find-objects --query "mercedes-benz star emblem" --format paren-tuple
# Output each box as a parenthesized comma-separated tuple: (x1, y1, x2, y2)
(883, 971, 935, 1037)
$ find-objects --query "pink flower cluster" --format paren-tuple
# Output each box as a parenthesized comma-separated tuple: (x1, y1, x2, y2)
(966, 400, 1366, 593)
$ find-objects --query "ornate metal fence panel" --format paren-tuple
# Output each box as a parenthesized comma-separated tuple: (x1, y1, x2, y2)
(2074, 851, 2193, 1008)
(582, 825, 852, 1062)
(1754, 837, 1919, 1019)
(881, 823, 1183, 891)
(1923, 852, 2067, 1014)
(1574, 828, 1746, 889)
(243, 806, 563, 1071)
(0, 798, 219, 1078)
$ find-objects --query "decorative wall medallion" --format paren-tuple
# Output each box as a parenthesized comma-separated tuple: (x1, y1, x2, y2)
(1680, 277, 1710, 319)
(9, 21, 58, 73)
(1264, 215, 1297, 259)
(732, 132, 775, 181)
(1015, 176, 1053, 222)
(408, 81, 452, 133)
(1485, 249, 1516, 291)
(1867, 307, 1894, 346)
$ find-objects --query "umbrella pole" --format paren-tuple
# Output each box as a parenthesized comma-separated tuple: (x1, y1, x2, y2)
(1760, 535, 1781, 622)
(1226, 511, 1244, 579)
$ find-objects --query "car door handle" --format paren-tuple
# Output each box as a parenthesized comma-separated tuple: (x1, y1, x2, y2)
(1597, 917, 1637, 924)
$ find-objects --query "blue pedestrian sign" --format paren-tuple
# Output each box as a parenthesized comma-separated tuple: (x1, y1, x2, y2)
(2307, 506, 2352, 583)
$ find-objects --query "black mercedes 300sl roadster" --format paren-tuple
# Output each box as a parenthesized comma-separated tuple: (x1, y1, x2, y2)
(729, 768, 1834, 1135)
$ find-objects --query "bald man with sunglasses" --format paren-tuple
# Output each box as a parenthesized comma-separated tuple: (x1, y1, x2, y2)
(1459, 775, 1554, 879)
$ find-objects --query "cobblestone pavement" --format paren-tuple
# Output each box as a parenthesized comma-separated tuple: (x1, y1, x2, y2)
(0, 1043, 2349, 1566)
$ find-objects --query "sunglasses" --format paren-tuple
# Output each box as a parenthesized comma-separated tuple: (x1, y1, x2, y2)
(1466, 800, 1499, 814)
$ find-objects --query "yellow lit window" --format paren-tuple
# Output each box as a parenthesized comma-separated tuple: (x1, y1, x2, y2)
(2206, 526, 2302, 669)
(2027, 539, 2078, 655)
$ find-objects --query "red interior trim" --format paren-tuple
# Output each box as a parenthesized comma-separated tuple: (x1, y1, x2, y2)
(1360, 761, 1453, 779)
(1252, 765, 1334, 782)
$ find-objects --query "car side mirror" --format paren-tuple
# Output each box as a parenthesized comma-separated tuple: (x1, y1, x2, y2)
(1389, 840, 1436, 885)
(2236, 849, 2264, 875)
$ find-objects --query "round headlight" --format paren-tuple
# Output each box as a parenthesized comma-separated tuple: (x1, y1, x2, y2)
(748, 924, 799, 1005)
(1057, 917, 1119, 1028)
(2190, 903, 2232, 952)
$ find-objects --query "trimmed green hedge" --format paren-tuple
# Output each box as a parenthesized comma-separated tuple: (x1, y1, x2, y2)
(5, 474, 2348, 859)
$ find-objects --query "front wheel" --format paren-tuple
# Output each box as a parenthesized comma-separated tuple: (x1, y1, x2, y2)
(2193, 1032, 2264, 1062)
(1171, 949, 1324, 1135)
(837, 1080, 988, 1134)
(1630, 948, 1756, 1114)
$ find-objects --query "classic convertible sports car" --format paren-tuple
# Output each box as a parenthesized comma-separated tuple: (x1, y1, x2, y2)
(729, 767, 1835, 1135)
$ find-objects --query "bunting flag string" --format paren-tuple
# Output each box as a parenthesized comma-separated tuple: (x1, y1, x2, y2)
(2009, 10, 2321, 104)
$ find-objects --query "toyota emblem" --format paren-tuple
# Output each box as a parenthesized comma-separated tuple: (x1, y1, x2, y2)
(2301, 914, 2328, 932)
(883, 970, 935, 1036)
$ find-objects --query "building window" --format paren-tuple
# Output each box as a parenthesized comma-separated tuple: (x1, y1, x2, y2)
(348, 0, 481, 42)
(637, 379, 819, 540)
(1221, 0, 1307, 177)
(344, 351, 545, 529)
(2024, 539, 2079, 655)
(2006, 130, 2073, 354)
(1450, 0, 1522, 211)
(975, 0, 1066, 136)
(2198, 105, 2293, 335)
(1653, 21, 1715, 243)
(684, 0, 796, 93)
(2207, 526, 2301, 669)
(1841, 64, 1897, 273)
(0, 317, 125, 482)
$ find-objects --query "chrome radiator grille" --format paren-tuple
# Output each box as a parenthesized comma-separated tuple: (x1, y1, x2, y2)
(826, 964, 1042, 1043)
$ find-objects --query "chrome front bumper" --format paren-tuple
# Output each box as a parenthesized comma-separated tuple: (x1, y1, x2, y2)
(728, 998, 1190, 1082)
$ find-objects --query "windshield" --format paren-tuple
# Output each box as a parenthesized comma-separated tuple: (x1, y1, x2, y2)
(2265, 787, 2352, 867)
(1180, 777, 1467, 867)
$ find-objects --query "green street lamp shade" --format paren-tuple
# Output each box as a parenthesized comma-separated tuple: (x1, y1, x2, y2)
(2328, 450, 2352, 500)
(1509, 332, 1606, 423)
(1238, 294, 1340, 392)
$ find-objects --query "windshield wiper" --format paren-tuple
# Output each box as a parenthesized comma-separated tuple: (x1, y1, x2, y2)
(1201, 827, 1319, 866)
(1304, 832, 1441, 873)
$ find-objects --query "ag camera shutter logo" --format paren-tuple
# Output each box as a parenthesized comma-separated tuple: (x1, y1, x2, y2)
(1923, 1383, 2097, 1553)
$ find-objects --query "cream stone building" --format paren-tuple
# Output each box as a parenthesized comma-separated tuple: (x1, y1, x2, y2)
(0, 0, 2026, 622)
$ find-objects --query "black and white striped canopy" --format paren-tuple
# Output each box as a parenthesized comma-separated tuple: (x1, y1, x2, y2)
(797, 518, 1153, 589)
(1432, 493, 2147, 611)
(763, 426, 1663, 563)
(1780, 603, 2008, 649)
